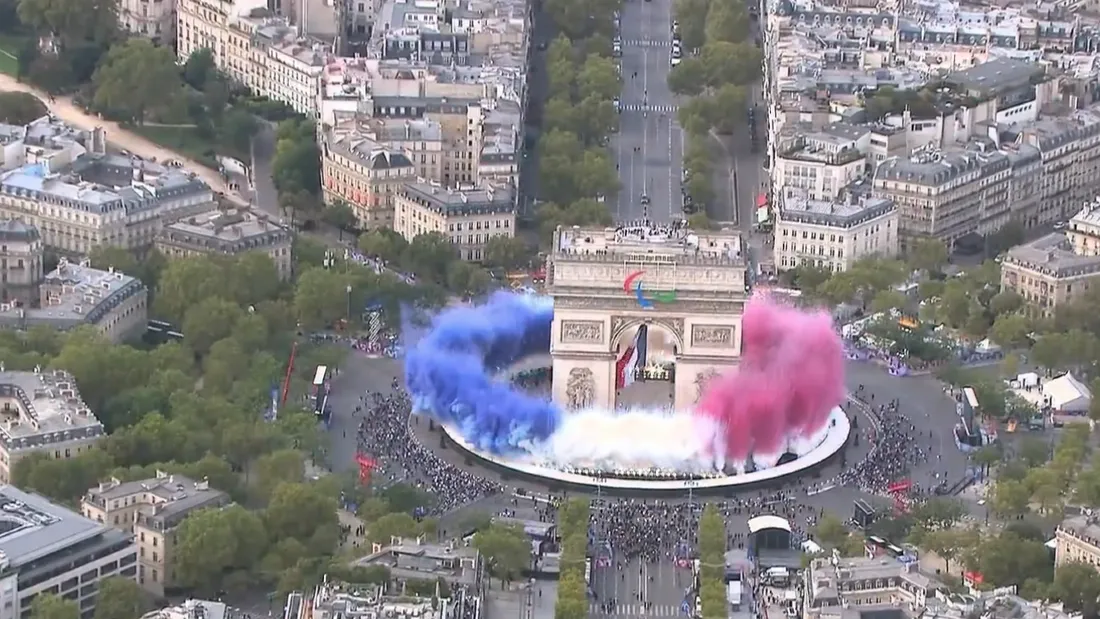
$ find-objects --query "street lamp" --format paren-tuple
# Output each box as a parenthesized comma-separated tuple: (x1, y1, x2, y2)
(346, 285, 353, 323)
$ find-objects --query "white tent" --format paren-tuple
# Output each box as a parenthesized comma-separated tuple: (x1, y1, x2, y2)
(1016, 372, 1041, 388)
(1043, 373, 1092, 413)
(976, 339, 1001, 354)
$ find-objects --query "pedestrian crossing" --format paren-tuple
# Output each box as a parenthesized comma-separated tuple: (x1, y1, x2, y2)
(619, 104, 679, 113)
(589, 603, 685, 616)
(618, 39, 674, 47)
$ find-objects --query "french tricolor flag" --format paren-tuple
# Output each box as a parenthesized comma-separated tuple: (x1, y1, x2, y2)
(615, 325, 648, 389)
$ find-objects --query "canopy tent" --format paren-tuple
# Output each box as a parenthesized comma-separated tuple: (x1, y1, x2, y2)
(747, 515, 792, 534)
(975, 339, 1001, 353)
(1043, 373, 1092, 413)
(1016, 372, 1040, 388)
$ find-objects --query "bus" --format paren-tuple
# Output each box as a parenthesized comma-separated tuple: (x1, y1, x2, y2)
(866, 535, 905, 559)
(312, 365, 331, 418)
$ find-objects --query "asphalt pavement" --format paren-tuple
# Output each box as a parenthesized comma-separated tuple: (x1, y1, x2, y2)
(591, 557, 692, 618)
(614, 0, 684, 224)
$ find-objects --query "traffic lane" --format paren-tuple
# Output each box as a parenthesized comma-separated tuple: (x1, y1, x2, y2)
(325, 354, 405, 472)
(845, 364, 972, 489)
(642, 116, 673, 223)
(650, 559, 688, 608)
(669, 122, 684, 222)
(615, 112, 648, 221)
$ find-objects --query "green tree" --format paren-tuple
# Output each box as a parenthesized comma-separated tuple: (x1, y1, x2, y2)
(321, 202, 358, 231)
(990, 314, 1031, 349)
(272, 119, 322, 197)
(264, 482, 340, 552)
(991, 478, 1030, 518)
(404, 232, 458, 282)
(911, 498, 965, 530)
(294, 267, 353, 330)
(0, 91, 46, 125)
(667, 57, 708, 96)
(812, 513, 849, 548)
(93, 39, 181, 124)
(687, 213, 716, 230)
(358, 228, 409, 263)
(703, 0, 749, 44)
(700, 42, 760, 88)
(175, 505, 269, 594)
(182, 297, 244, 355)
(18, 0, 116, 44)
(988, 290, 1024, 316)
(30, 594, 79, 619)
(870, 289, 907, 313)
(446, 262, 491, 296)
(369, 512, 420, 545)
(907, 238, 949, 273)
(673, 0, 710, 49)
(220, 107, 259, 158)
(577, 54, 620, 101)
(182, 48, 216, 89)
(1052, 562, 1100, 617)
(254, 449, 304, 503)
(94, 577, 146, 619)
(473, 524, 533, 583)
(482, 236, 531, 271)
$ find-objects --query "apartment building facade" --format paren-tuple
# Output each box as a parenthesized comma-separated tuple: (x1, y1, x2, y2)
(156, 208, 294, 280)
(872, 145, 1012, 251)
(1055, 515, 1100, 568)
(0, 220, 44, 308)
(119, 0, 174, 42)
(176, 0, 331, 116)
(775, 187, 899, 272)
(805, 556, 944, 619)
(0, 485, 137, 619)
(1001, 198, 1100, 316)
(772, 124, 871, 201)
(81, 473, 231, 597)
(0, 369, 103, 484)
(394, 181, 515, 261)
(321, 129, 417, 229)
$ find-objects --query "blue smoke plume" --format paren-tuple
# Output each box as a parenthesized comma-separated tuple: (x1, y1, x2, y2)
(404, 292, 562, 454)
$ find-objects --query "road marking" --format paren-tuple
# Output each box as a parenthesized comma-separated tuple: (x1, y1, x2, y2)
(618, 104, 679, 113)
(588, 603, 684, 616)
(619, 39, 673, 47)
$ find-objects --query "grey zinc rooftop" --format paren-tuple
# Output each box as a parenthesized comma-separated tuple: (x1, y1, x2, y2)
(0, 220, 39, 243)
(0, 257, 144, 329)
(0, 154, 212, 215)
(402, 181, 514, 215)
(0, 484, 108, 566)
(1003, 233, 1100, 278)
(159, 208, 292, 254)
(874, 146, 1010, 187)
(945, 58, 1044, 96)
(85, 473, 229, 530)
(0, 368, 102, 450)
(779, 187, 896, 229)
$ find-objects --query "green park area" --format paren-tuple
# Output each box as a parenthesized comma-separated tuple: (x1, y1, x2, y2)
(0, 35, 25, 76)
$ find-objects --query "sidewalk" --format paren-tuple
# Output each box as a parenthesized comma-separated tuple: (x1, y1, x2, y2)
(0, 74, 248, 207)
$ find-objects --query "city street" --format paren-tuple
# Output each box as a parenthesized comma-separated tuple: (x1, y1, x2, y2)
(613, 0, 684, 224)
(591, 557, 692, 618)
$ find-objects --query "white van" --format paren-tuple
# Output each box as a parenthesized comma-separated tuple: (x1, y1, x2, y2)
(763, 567, 790, 587)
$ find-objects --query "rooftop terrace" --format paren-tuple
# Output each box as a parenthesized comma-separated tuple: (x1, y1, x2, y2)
(0, 367, 102, 450)
(554, 226, 744, 265)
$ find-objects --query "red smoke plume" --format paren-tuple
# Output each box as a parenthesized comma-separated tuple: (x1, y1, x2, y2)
(694, 298, 845, 463)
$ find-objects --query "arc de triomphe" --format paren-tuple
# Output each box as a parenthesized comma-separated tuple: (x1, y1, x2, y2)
(548, 226, 748, 412)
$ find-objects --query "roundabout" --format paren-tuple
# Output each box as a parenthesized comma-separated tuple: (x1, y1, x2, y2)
(431, 405, 851, 494)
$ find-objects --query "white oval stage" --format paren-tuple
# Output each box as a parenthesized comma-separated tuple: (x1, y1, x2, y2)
(432, 407, 852, 493)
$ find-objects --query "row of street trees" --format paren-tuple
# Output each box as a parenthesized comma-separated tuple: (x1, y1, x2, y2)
(534, 0, 622, 244)
(670, 0, 760, 210)
(554, 499, 591, 619)
(0, 244, 463, 599)
(698, 505, 727, 619)
(30, 579, 145, 619)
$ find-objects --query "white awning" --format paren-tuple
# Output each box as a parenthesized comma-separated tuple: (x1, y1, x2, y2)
(1044, 373, 1092, 412)
(747, 515, 792, 534)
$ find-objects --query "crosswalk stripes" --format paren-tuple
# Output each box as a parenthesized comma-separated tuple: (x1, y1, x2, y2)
(589, 603, 685, 616)
(617, 39, 673, 47)
(619, 104, 679, 113)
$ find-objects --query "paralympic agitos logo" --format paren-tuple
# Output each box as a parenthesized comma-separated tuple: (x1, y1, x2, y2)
(623, 271, 677, 309)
